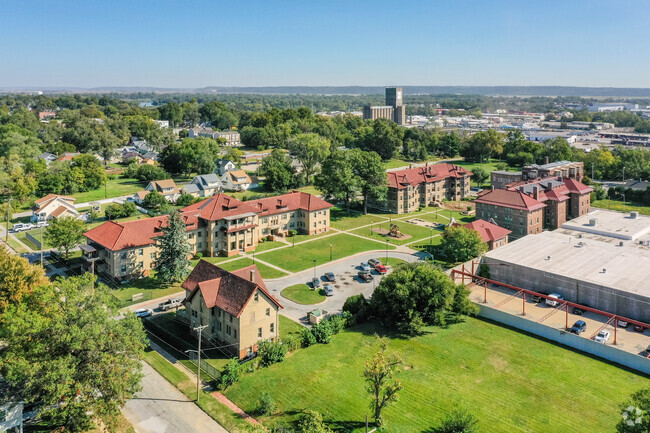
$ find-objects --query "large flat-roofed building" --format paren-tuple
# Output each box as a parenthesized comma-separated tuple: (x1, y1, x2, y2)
(482, 209, 650, 322)
(363, 87, 406, 125)
(490, 161, 584, 189)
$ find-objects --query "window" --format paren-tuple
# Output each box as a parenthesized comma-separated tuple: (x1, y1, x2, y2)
(258, 327, 262, 338)
(270, 323, 274, 333)
(137, 261, 143, 268)
(198, 231, 202, 238)
(121, 252, 127, 260)
(226, 325, 231, 336)
(266, 308, 270, 317)
(120, 265, 126, 273)
(138, 249, 143, 256)
(229, 314, 233, 323)
(150, 252, 156, 259)
(262, 217, 268, 223)
(188, 233, 194, 239)
(197, 242, 202, 249)
(254, 293, 259, 302)
(233, 329, 237, 338)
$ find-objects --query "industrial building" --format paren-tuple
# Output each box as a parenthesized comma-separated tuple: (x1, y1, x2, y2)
(482, 209, 650, 322)
(363, 87, 406, 125)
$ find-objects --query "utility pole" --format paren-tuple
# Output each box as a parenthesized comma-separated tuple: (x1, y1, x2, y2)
(591, 162, 594, 181)
(329, 244, 332, 261)
(190, 325, 207, 402)
(622, 166, 626, 183)
(40, 224, 44, 267)
(5, 197, 10, 243)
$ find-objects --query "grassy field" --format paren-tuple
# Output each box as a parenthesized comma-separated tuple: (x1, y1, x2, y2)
(253, 240, 287, 253)
(224, 319, 649, 433)
(290, 230, 338, 244)
(111, 276, 185, 306)
(70, 178, 146, 202)
(257, 233, 396, 273)
(217, 257, 288, 279)
(330, 208, 390, 231)
(593, 199, 650, 216)
(281, 283, 326, 304)
(3, 237, 30, 253)
(350, 220, 439, 246)
(280, 314, 305, 338)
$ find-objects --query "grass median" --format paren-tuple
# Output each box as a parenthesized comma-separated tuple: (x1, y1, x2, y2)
(281, 284, 326, 305)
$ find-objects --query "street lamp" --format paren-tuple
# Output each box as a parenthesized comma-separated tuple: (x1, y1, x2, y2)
(313, 259, 316, 279)
(329, 244, 332, 261)
(385, 239, 389, 265)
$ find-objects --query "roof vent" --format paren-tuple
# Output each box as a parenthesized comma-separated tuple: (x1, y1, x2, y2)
(589, 218, 598, 226)
(578, 234, 583, 238)
(630, 211, 639, 219)
(546, 255, 551, 260)
(602, 268, 607, 274)
(619, 241, 624, 246)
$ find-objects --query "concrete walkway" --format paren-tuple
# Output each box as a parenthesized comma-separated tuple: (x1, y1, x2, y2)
(211, 392, 259, 425)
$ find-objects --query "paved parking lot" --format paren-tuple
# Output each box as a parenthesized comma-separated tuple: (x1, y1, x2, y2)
(466, 281, 650, 357)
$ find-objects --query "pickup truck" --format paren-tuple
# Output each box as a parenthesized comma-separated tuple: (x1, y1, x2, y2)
(159, 298, 183, 311)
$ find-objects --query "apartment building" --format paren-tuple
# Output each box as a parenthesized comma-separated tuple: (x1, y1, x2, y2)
(373, 163, 472, 214)
(188, 128, 241, 146)
(82, 191, 332, 280)
(491, 161, 584, 189)
(473, 189, 545, 240)
(182, 260, 282, 359)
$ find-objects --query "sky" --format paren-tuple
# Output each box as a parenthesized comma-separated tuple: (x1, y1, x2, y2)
(0, 0, 648, 88)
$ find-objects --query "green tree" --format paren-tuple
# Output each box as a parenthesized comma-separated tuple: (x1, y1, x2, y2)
(71, 153, 108, 191)
(617, 388, 650, 433)
(363, 338, 404, 426)
(289, 133, 331, 184)
(0, 274, 146, 432)
(44, 216, 86, 260)
(219, 358, 243, 390)
(540, 137, 573, 163)
(0, 248, 48, 315)
(258, 149, 297, 192)
(471, 167, 489, 187)
(432, 408, 480, 433)
(153, 211, 192, 283)
(143, 189, 168, 210)
(460, 130, 504, 163)
(257, 340, 287, 367)
(349, 148, 387, 214)
(356, 118, 403, 160)
(314, 149, 359, 215)
(441, 225, 488, 263)
(158, 102, 183, 127)
(296, 410, 333, 433)
(223, 146, 244, 167)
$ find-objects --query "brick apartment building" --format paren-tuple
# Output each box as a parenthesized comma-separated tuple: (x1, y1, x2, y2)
(373, 162, 472, 214)
(82, 191, 332, 281)
(491, 160, 584, 189)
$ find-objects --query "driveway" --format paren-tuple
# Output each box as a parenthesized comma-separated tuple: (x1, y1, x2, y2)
(123, 362, 227, 433)
(265, 251, 420, 323)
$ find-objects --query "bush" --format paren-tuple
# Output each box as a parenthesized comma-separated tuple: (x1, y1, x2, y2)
(175, 193, 196, 207)
(343, 294, 367, 316)
(193, 252, 203, 260)
(257, 391, 277, 416)
(326, 315, 345, 335)
(281, 335, 300, 352)
(431, 408, 479, 433)
(257, 340, 287, 367)
(311, 321, 333, 344)
(219, 358, 243, 390)
(105, 201, 137, 220)
(300, 327, 316, 348)
(288, 230, 297, 237)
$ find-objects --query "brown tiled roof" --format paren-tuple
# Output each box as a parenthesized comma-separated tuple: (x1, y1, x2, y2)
(563, 178, 594, 194)
(49, 206, 71, 218)
(228, 170, 252, 184)
(250, 191, 333, 217)
(182, 260, 282, 317)
(387, 163, 472, 190)
(181, 193, 254, 221)
(149, 179, 180, 195)
(474, 189, 546, 212)
(83, 220, 155, 251)
(34, 193, 75, 206)
(135, 190, 150, 200)
(462, 219, 511, 242)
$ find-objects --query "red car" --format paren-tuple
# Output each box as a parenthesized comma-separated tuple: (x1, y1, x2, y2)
(375, 264, 387, 274)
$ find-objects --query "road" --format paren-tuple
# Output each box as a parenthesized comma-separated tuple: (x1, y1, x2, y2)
(123, 362, 227, 433)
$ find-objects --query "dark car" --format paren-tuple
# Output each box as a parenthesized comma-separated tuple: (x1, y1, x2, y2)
(530, 292, 548, 303)
(324, 272, 336, 282)
(633, 324, 645, 332)
(617, 319, 629, 328)
(572, 304, 590, 315)
(357, 271, 373, 282)
(570, 320, 587, 335)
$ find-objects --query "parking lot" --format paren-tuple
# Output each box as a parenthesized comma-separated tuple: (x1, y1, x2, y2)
(465, 280, 650, 358)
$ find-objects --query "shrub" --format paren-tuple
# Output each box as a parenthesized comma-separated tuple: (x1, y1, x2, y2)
(193, 252, 203, 260)
(288, 230, 297, 237)
(431, 408, 479, 433)
(105, 201, 137, 220)
(300, 327, 316, 348)
(175, 193, 196, 207)
(219, 358, 243, 390)
(343, 294, 367, 316)
(281, 335, 300, 352)
(326, 315, 345, 335)
(257, 340, 287, 367)
(257, 391, 277, 416)
(311, 321, 333, 344)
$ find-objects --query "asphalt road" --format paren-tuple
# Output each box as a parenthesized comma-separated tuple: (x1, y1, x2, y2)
(123, 362, 227, 433)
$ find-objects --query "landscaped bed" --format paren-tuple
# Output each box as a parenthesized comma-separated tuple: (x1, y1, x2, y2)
(224, 318, 648, 432)
(281, 284, 326, 305)
(350, 220, 438, 246)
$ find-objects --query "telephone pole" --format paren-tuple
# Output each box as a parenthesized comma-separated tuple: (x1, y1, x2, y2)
(193, 325, 208, 401)
(5, 198, 10, 243)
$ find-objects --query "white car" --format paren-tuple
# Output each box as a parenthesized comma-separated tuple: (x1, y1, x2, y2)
(134, 308, 153, 318)
(594, 330, 611, 344)
(12, 223, 34, 232)
(323, 285, 334, 297)
(545, 293, 565, 307)
(35, 221, 49, 228)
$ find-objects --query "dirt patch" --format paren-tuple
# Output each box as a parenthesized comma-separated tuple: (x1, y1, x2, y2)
(489, 355, 510, 372)
(371, 228, 412, 241)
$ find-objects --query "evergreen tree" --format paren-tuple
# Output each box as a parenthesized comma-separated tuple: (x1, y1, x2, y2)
(153, 211, 192, 283)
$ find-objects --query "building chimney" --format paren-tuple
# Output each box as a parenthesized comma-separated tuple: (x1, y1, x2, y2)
(533, 185, 539, 200)
(249, 269, 256, 283)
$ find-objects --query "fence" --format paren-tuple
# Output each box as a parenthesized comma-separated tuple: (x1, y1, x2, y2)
(25, 231, 41, 249)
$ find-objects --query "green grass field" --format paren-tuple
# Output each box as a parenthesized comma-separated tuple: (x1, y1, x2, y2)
(280, 314, 305, 338)
(281, 284, 326, 304)
(3, 237, 30, 253)
(253, 240, 287, 253)
(330, 209, 389, 231)
(111, 275, 185, 306)
(593, 199, 650, 216)
(70, 178, 146, 203)
(224, 319, 649, 433)
(216, 257, 288, 279)
(256, 233, 396, 273)
(350, 220, 439, 246)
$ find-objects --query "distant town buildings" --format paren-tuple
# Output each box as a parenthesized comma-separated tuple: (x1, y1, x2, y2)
(363, 87, 406, 125)
(188, 128, 241, 146)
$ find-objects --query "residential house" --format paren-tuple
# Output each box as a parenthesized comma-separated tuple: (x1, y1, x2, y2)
(183, 174, 222, 197)
(145, 179, 181, 202)
(189, 128, 241, 146)
(31, 194, 80, 222)
(83, 191, 332, 280)
(373, 162, 473, 214)
(38, 110, 57, 120)
(221, 170, 252, 192)
(36, 152, 57, 164)
(122, 151, 143, 163)
(215, 159, 237, 176)
(57, 152, 80, 162)
(455, 219, 511, 250)
(182, 260, 283, 359)
(625, 179, 649, 191)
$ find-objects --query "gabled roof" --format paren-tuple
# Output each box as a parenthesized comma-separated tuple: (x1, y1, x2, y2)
(387, 163, 472, 189)
(475, 189, 546, 212)
(462, 219, 511, 242)
(83, 220, 155, 251)
(181, 193, 253, 221)
(562, 178, 594, 195)
(147, 179, 179, 194)
(34, 193, 75, 206)
(192, 174, 221, 188)
(49, 205, 77, 218)
(227, 170, 251, 184)
(182, 260, 282, 317)
(248, 191, 333, 217)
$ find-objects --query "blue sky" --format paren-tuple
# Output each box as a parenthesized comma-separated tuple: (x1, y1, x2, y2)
(0, 0, 647, 88)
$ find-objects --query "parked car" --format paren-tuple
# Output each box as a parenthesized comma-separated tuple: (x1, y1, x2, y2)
(569, 320, 587, 335)
(357, 271, 373, 282)
(12, 223, 34, 232)
(572, 304, 590, 315)
(323, 285, 334, 297)
(324, 272, 336, 282)
(311, 278, 321, 289)
(360, 262, 371, 272)
(633, 324, 645, 332)
(368, 258, 381, 267)
(530, 292, 548, 303)
(375, 264, 387, 274)
(617, 319, 629, 328)
(159, 298, 183, 311)
(134, 308, 153, 318)
(35, 221, 49, 228)
(545, 293, 565, 307)
(594, 330, 611, 343)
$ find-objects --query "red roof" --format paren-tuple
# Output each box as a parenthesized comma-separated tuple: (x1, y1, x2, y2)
(563, 178, 594, 195)
(387, 163, 472, 190)
(34, 193, 75, 206)
(182, 260, 282, 317)
(83, 220, 155, 251)
(474, 189, 546, 212)
(181, 193, 255, 221)
(462, 219, 511, 242)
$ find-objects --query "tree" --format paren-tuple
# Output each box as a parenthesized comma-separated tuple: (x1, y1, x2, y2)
(439, 131, 462, 157)
(153, 211, 192, 283)
(540, 137, 573, 163)
(460, 130, 504, 163)
(314, 150, 359, 215)
(349, 148, 387, 214)
(143, 189, 168, 210)
(219, 358, 243, 390)
(71, 153, 108, 191)
(105, 201, 137, 220)
(0, 248, 48, 315)
(370, 263, 478, 334)
(44, 216, 86, 260)
(617, 388, 650, 433)
(471, 167, 489, 187)
(0, 274, 146, 432)
(356, 119, 403, 160)
(257, 340, 287, 367)
(160, 137, 220, 175)
(432, 408, 479, 433)
(258, 149, 298, 192)
(289, 133, 331, 184)
(296, 410, 333, 433)
(363, 338, 404, 426)
(441, 225, 488, 263)
(223, 146, 244, 167)
(158, 102, 183, 127)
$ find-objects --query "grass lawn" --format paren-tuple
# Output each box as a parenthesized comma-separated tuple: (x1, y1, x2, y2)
(3, 237, 29, 253)
(382, 156, 440, 170)
(257, 233, 396, 273)
(70, 178, 146, 203)
(384, 258, 410, 269)
(14, 229, 51, 250)
(224, 319, 648, 433)
(280, 314, 305, 338)
(217, 257, 288, 279)
(253, 240, 286, 253)
(350, 220, 439, 246)
(330, 208, 389, 231)
(291, 230, 338, 244)
(190, 255, 236, 267)
(281, 284, 326, 305)
(455, 159, 513, 188)
(593, 200, 650, 216)
(111, 275, 184, 306)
